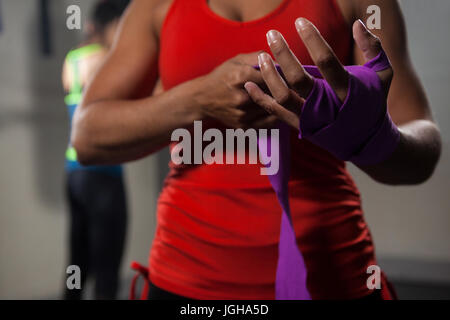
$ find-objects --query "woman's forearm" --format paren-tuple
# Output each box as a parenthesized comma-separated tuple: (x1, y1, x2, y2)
(72, 51, 270, 166)
(72, 79, 204, 165)
(359, 119, 441, 185)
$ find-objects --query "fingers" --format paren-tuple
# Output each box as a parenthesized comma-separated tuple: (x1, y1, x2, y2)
(244, 81, 300, 130)
(258, 52, 290, 101)
(258, 52, 303, 114)
(353, 19, 393, 97)
(295, 18, 349, 102)
(266, 30, 314, 97)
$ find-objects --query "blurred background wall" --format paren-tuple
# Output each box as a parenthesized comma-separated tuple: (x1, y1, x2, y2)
(0, 0, 164, 299)
(0, 0, 448, 299)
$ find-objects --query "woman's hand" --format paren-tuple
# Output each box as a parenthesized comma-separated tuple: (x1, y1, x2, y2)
(245, 18, 402, 166)
(244, 18, 393, 131)
(195, 52, 277, 129)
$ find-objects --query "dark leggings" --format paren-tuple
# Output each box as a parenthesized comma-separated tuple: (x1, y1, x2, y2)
(64, 170, 127, 300)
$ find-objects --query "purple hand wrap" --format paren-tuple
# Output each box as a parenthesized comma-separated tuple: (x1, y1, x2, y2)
(258, 122, 311, 300)
(254, 50, 399, 300)
(300, 50, 400, 166)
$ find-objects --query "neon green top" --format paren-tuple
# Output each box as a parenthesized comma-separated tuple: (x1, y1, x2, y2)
(64, 43, 103, 106)
(64, 43, 122, 176)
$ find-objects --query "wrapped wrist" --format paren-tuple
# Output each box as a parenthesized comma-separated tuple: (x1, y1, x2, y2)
(298, 50, 400, 165)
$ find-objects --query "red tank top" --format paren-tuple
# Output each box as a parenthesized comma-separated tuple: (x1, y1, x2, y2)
(150, 0, 377, 299)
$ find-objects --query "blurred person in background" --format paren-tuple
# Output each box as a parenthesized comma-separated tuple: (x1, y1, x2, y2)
(62, 0, 130, 300)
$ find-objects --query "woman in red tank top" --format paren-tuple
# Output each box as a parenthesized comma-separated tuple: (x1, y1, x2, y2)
(150, 0, 377, 300)
(76, 0, 440, 300)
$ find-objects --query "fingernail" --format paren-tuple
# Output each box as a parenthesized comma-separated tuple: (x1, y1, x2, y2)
(266, 30, 280, 46)
(258, 52, 271, 67)
(295, 17, 307, 31)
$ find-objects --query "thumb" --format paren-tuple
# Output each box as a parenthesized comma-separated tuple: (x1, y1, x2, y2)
(353, 19, 393, 97)
(352, 19, 382, 62)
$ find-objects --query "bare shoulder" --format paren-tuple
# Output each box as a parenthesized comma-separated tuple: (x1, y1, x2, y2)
(151, 0, 175, 39)
(118, 0, 173, 43)
(80, 0, 175, 103)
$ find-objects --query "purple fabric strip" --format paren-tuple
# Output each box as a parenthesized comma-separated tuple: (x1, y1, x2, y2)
(254, 65, 311, 299)
(258, 122, 311, 300)
(253, 50, 399, 299)
(364, 50, 392, 72)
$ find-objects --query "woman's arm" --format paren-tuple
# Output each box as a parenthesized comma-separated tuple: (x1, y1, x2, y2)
(352, 0, 441, 184)
(72, 0, 270, 166)
(246, 1, 441, 186)
(72, 0, 202, 165)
